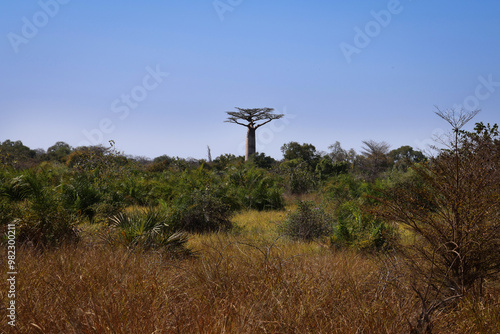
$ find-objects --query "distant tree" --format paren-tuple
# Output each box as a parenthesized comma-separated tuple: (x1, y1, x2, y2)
(207, 146, 212, 163)
(153, 154, 174, 163)
(67, 145, 110, 170)
(130, 156, 151, 165)
(279, 159, 317, 194)
(147, 155, 174, 172)
(361, 140, 390, 158)
(47, 141, 73, 162)
(249, 152, 276, 169)
(0, 140, 35, 158)
(315, 158, 349, 180)
(225, 108, 284, 161)
(356, 140, 391, 181)
(35, 148, 47, 157)
(328, 141, 356, 164)
(0, 140, 37, 168)
(389, 145, 426, 171)
(281, 142, 320, 170)
(212, 153, 244, 170)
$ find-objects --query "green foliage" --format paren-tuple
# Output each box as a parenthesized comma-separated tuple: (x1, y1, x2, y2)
(118, 176, 153, 206)
(213, 153, 245, 170)
(0, 139, 38, 168)
(0, 169, 79, 247)
(324, 174, 396, 250)
(150, 165, 284, 213)
(328, 141, 357, 164)
(61, 174, 102, 222)
(331, 199, 394, 251)
(147, 155, 193, 173)
(389, 145, 427, 171)
(280, 201, 333, 241)
(146, 160, 171, 173)
(323, 173, 364, 204)
(0, 137, 415, 253)
(153, 154, 175, 164)
(66, 145, 127, 173)
(279, 159, 317, 194)
(46, 141, 73, 162)
(226, 166, 284, 210)
(0, 203, 11, 230)
(151, 167, 237, 233)
(248, 152, 276, 169)
(104, 207, 192, 256)
(315, 158, 349, 180)
(15, 201, 79, 248)
(1, 173, 34, 202)
(167, 188, 234, 233)
(281, 141, 320, 170)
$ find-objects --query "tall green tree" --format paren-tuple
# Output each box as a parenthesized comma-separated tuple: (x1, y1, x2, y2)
(0, 140, 37, 168)
(47, 141, 73, 162)
(389, 145, 426, 171)
(281, 141, 320, 170)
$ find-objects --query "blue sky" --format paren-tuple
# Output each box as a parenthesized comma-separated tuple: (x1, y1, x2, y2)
(1, 0, 499, 159)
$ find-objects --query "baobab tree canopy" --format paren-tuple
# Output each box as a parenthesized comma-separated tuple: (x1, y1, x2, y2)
(225, 108, 284, 128)
(225, 107, 284, 161)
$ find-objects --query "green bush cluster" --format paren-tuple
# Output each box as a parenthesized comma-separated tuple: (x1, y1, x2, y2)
(0, 150, 288, 247)
(0, 169, 79, 247)
(166, 188, 234, 233)
(226, 166, 284, 210)
(324, 174, 396, 251)
(0, 140, 423, 252)
(0, 153, 397, 250)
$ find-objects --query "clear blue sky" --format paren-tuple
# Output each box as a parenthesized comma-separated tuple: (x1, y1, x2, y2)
(1, 0, 499, 159)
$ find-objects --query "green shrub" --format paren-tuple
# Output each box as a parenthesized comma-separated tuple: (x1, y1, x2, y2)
(104, 207, 192, 257)
(331, 201, 394, 251)
(61, 174, 101, 222)
(315, 158, 349, 180)
(2, 170, 79, 247)
(279, 159, 317, 195)
(117, 176, 154, 206)
(212, 153, 244, 170)
(0, 198, 15, 239)
(227, 167, 284, 211)
(280, 201, 333, 241)
(324, 174, 396, 251)
(248, 152, 276, 169)
(167, 189, 233, 233)
(15, 202, 79, 247)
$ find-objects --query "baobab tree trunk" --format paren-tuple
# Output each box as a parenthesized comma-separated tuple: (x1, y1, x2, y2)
(246, 127, 256, 161)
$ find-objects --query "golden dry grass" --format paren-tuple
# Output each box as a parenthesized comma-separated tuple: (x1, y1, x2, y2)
(2, 209, 499, 333)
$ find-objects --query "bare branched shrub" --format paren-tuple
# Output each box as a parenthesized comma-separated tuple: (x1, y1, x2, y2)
(377, 109, 500, 332)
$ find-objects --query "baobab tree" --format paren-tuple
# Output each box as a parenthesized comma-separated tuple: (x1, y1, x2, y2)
(225, 107, 284, 161)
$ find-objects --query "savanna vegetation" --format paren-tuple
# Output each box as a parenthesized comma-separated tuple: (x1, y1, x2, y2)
(1, 110, 499, 333)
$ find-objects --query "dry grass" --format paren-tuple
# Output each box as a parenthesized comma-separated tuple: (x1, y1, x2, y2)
(2, 209, 499, 333)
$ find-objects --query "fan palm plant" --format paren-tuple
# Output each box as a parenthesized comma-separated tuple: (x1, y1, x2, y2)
(105, 207, 192, 257)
